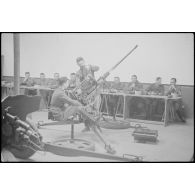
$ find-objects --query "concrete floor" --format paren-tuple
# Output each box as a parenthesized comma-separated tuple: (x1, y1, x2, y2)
(20, 111, 194, 162)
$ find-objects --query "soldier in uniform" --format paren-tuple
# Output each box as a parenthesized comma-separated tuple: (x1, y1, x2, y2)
(75, 57, 101, 131)
(166, 78, 185, 122)
(67, 73, 79, 90)
(145, 77, 165, 120)
(21, 72, 37, 96)
(47, 73, 60, 107)
(36, 73, 49, 108)
(125, 75, 143, 94)
(49, 73, 60, 89)
(108, 77, 123, 120)
(126, 75, 145, 118)
(50, 77, 93, 132)
(76, 57, 99, 82)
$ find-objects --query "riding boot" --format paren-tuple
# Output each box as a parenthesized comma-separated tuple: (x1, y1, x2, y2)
(81, 120, 91, 132)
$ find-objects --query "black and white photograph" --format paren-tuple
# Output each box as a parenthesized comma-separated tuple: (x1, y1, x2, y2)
(1, 33, 194, 162)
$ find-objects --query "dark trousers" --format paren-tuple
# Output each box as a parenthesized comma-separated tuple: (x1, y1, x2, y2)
(50, 106, 92, 128)
(128, 97, 146, 118)
(108, 96, 119, 118)
(24, 89, 37, 96)
(170, 100, 186, 122)
(145, 99, 164, 120)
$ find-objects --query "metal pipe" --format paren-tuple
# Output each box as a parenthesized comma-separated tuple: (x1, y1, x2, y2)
(13, 33, 20, 95)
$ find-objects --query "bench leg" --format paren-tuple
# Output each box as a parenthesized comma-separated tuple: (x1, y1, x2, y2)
(71, 124, 74, 140)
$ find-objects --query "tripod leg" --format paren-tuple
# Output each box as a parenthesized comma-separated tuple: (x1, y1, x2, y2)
(91, 125, 116, 154)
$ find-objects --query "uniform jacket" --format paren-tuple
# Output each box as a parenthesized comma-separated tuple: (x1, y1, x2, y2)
(76, 65, 99, 82)
(126, 81, 143, 92)
(48, 79, 59, 89)
(110, 82, 123, 91)
(50, 88, 79, 111)
(21, 77, 35, 87)
(36, 78, 48, 86)
(146, 83, 164, 95)
(166, 85, 182, 96)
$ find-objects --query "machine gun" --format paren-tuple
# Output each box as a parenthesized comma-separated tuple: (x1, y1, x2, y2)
(71, 45, 138, 105)
(2, 107, 43, 159)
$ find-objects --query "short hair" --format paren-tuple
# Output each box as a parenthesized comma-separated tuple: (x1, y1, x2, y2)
(40, 73, 45, 75)
(131, 75, 137, 78)
(25, 72, 30, 75)
(171, 78, 177, 82)
(70, 73, 76, 76)
(156, 77, 161, 81)
(58, 77, 68, 86)
(76, 57, 84, 63)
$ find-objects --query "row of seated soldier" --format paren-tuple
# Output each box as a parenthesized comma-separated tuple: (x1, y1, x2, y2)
(20, 72, 79, 108)
(20, 71, 185, 123)
(103, 75, 185, 123)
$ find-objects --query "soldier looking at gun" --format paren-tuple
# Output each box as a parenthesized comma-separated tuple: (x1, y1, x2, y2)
(50, 77, 93, 132)
(76, 57, 99, 82)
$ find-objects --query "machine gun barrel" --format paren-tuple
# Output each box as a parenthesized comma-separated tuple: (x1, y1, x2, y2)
(5, 112, 31, 130)
(97, 44, 138, 82)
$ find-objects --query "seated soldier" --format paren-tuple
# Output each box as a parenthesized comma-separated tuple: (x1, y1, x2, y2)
(126, 75, 145, 118)
(36, 73, 49, 108)
(145, 77, 165, 120)
(21, 72, 37, 96)
(125, 75, 143, 94)
(108, 77, 123, 120)
(67, 73, 79, 90)
(49, 73, 60, 89)
(47, 73, 60, 107)
(166, 78, 185, 122)
(50, 77, 92, 132)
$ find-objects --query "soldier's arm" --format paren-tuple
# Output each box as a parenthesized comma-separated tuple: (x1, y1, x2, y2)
(21, 77, 28, 85)
(59, 92, 82, 106)
(145, 84, 152, 93)
(165, 86, 172, 96)
(177, 86, 182, 96)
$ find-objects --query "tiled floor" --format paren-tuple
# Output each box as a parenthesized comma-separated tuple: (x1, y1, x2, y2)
(15, 111, 194, 162)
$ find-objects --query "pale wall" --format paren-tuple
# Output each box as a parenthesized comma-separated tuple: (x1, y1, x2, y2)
(1, 33, 194, 85)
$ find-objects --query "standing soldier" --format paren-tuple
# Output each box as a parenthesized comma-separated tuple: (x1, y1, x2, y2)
(76, 57, 99, 82)
(75, 57, 101, 131)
